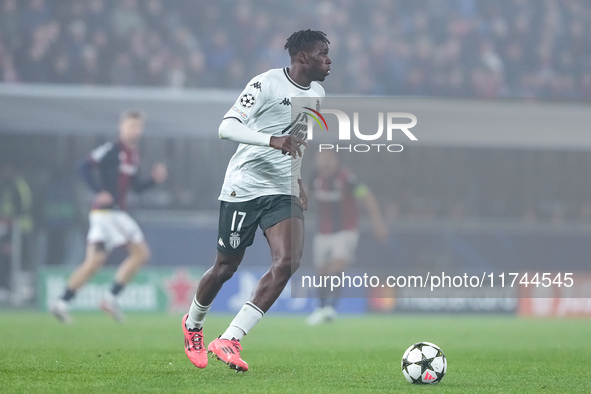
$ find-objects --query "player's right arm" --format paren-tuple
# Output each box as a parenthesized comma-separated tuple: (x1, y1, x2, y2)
(219, 75, 305, 157)
(79, 142, 114, 207)
(219, 119, 305, 157)
(348, 172, 389, 242)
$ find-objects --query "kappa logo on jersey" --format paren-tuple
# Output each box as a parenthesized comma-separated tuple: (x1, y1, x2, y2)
(250, 81, 261, 91)
(229, 232, 241, 249)
(240, 93, 256, 108)
(280, 98, 291, 106)
(218, 237, 225, 247)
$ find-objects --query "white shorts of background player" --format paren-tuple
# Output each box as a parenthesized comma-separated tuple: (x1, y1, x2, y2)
(313, 230, 359, 268)
(87, 210, 144, 252)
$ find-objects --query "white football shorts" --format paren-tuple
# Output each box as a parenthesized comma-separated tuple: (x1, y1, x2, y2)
(313, 230, 360, 268)
(87, 210, 144, 252)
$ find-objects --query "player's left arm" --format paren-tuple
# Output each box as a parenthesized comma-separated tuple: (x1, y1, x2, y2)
(351, 177, 388, 242)
(131, 162, 168, 192)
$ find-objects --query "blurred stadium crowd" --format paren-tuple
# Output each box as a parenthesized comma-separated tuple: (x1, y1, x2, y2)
(1, 0, 590, 227)
(1, 0, 590, 97)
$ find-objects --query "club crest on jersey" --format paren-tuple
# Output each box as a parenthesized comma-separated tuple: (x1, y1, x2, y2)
(229, 232, 241, 249)
(240, 93, 255, 108)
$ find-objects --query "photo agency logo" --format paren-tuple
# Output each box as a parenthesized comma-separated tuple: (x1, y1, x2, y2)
(301, 99, 418, 153)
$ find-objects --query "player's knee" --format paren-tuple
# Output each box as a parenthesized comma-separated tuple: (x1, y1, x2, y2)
(213, 257, 240, 282)
(289, 256, 301, 273)
(292, 258, 301, 273)
(218, 264, 238, 282)
(139, 244, 151, 263)
(81, 257, 104, 274)
(272, 253, 300, 276)
(130, 242, 151, 264)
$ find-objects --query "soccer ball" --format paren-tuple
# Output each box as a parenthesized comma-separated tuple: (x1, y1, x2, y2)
(401, 342, 447, 384)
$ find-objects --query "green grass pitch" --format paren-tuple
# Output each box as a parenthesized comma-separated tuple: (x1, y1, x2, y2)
(1, 312, 590, 393)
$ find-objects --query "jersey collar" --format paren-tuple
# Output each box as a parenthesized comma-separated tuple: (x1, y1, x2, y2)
(118, 139, 137, 154)
(284, 67, 311, 90)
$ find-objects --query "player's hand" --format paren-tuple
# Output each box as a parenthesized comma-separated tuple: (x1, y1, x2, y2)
(94, 191, 114, 207)
(298, 179, 308, 210)
(373, 220, 389, 243)
(151, 162, 168, 183)
(270, 135, 307, 158)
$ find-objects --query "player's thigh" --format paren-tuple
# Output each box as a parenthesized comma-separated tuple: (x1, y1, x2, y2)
(216, 199, 261, 256)
(261, 195, 305, 262)
(264, 218, 305, 266)
(213, 249, 245, 274)
(126, 240, 150, 261)
(115, 211, 145, 246)
(82, 242, 108, 268)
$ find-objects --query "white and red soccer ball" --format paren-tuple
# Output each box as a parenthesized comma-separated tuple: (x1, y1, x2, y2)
(401, 342, 447, 384)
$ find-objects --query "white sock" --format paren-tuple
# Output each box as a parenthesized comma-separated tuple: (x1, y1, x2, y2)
(103, 291, 117, 304)
(55, 298, 70, 310)
(185, 296, 211, 330)
(221, 302, 264, 341)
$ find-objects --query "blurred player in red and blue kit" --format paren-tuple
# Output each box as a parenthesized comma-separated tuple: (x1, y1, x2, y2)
(50, 110, 167, 323)
(307, 149, 388, 325)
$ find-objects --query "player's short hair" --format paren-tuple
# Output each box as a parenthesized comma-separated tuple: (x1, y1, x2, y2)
(284, 29, 330, 57)
(120, 109, 144, 122)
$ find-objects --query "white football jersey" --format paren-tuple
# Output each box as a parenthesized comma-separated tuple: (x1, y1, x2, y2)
(219, 67, 325, 202)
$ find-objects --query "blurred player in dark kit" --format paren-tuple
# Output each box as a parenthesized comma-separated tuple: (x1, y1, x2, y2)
(307, 150, 388, 325)
(50, 110, 167, 323)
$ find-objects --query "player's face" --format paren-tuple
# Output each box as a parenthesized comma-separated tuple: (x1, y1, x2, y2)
(119, 117, 144, 145)
(306, 41, 331, 82)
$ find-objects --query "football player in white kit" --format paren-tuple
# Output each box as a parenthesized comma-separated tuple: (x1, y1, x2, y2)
(182, 30, 331, 372)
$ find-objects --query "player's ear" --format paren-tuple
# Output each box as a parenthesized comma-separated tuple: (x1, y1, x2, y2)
(298, 51, 308, 64)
